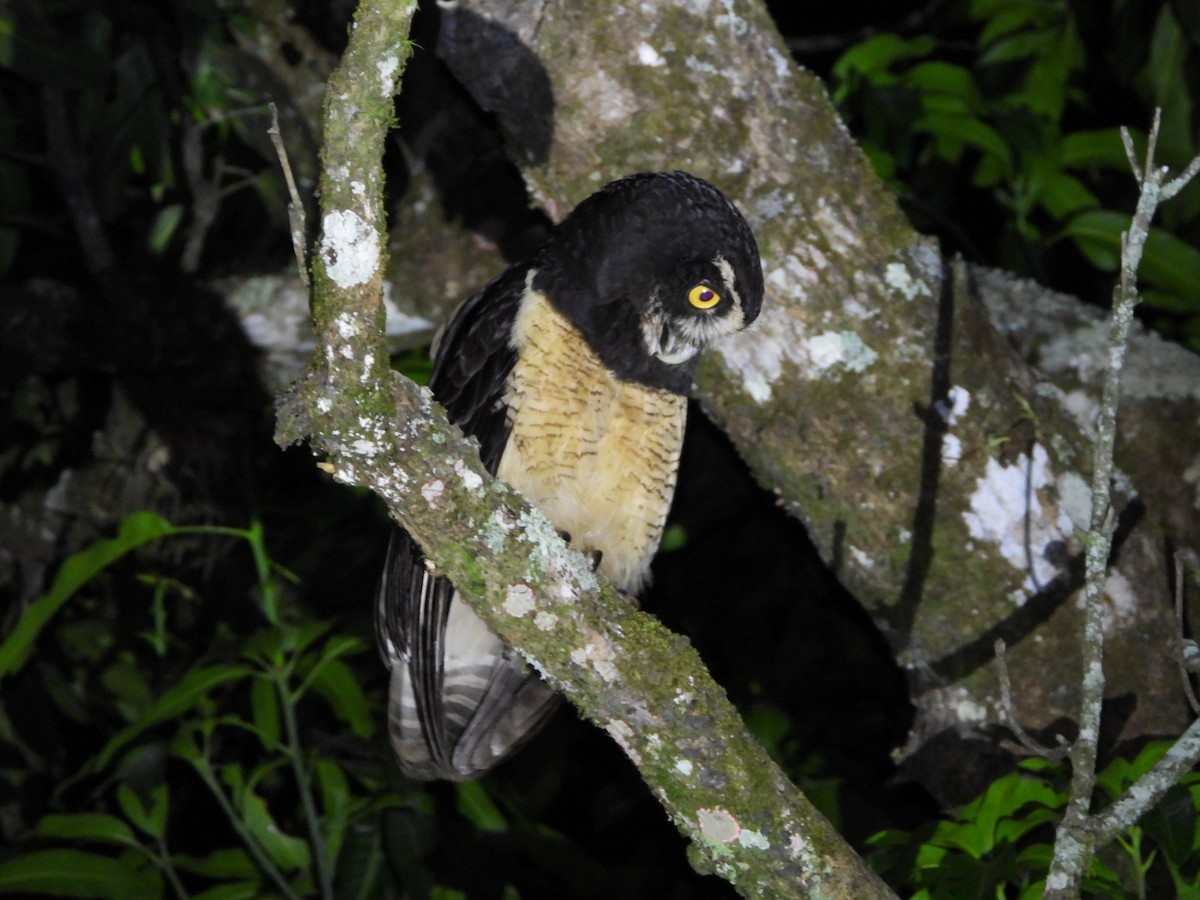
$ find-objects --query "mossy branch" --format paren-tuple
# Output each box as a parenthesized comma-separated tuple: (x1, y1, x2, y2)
(274, 0, 891, 896)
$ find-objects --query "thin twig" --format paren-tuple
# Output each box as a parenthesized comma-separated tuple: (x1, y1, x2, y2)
(269, 102, 310, 287)
(278, 674, 333, 899)
(994, 639, 1068, 759)
(1043, 106, 1200, 900)
(1174, 552, 1200, 714)
(1121, 127, 1141, 186)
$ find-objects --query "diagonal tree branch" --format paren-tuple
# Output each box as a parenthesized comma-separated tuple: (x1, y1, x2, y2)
(274, 0, 892, 896)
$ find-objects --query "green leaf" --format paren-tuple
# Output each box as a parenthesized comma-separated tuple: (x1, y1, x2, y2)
(1134, 6, 1194, 162)
(913, 113, 1013, 171)
(307, 656, 373, 738)
(172, 848, 258, 879)
(95, 663, 254, 771)
(832, 33, 936, 82)
(115, 784, 167, 840)
(315, 759, 351, 824)
(315, 759, 352, 875)
(1141, 224, 1200, 302)
(1060, 129, 1135, 171)
(1036, 171, 1098, 220)
(0, 512, 176, 683)
(147, 205, 183, 254)
(33, 813, 138, 847)
(1095, 740, 1171, 797)
(455, 781, 508, 834)
(240, 789, 310, 872)
(0, 848, 162, 898)
(1062, 211, 1200, 302)
(975, 4, 1043, 47)
(250, 676, 281, 749)
(906, 62, 981, 114)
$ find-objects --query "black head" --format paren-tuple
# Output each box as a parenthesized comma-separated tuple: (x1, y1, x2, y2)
(531, 171, 763, 394)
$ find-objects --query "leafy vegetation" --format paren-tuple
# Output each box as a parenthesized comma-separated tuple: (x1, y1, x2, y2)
(868, 743, 1200, 898)
(0, 513, 402, 898)
(830, 0, 1200, 349)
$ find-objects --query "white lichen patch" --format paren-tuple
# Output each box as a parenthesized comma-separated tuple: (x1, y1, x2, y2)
(360, 352, 374, 383)
(1095, 570, 1139, 635)
(335, 311, 357, 340)
(321, 211, 378, 289)
(962, 444, 1073, 594)
(937, 386, 971, 425)
(738, 829, 770, 850)
(351, 439, 378, 457)
(420, 479, 445, 507)
(516, 508, 599, 596)
(533, 610, 558, 631)
(635, 41, 665, 66)
(572, 69, 638, 123)
(696, 808, 740, 844)
(453, 459, 483, 492)
(604, 719, 640, 764)
(674, 758, 694, 776)
(716, 308, 786, 403)
(801, 330, 879, 375)
(788, 833, 808, 858)
(316, 397, 332, 414)
(812, 196, 859, 249)
(482, 505, 515, 552)
(502, 583, 536, 618)
(1056, 470, 1093, 532)
(884, 261, 931, 301)
(942, 433, 963, 467)
(849, 545, 874, 570)
(377, 56, 399, 97)
(1060, 388, 1101, 432)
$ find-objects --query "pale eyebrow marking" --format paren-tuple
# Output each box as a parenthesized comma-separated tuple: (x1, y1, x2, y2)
(714, 255, 741, 306)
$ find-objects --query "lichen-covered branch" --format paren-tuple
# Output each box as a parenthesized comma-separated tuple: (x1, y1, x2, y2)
(275, 0, 892, 895)
(1043, 111, 1200, 900)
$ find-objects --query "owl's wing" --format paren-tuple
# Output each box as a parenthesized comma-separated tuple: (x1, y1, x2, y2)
(376, 263, 560, 780)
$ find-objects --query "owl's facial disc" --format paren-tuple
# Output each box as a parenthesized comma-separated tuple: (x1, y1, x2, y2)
(644, 315, 701, 365)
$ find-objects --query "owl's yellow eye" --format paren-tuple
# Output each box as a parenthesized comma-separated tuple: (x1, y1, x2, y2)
(688, 284, 721, 309)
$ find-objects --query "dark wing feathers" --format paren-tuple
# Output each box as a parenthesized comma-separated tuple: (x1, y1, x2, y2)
(377, 262, 558, 780)
(428, 263, 527, 472)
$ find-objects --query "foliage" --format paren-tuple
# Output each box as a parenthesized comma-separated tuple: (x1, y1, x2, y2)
(867, 742, 1200, 898)
(831, 0, 1200, 349)
(0, 512, 407, 898)
(0, 0, 286, 278)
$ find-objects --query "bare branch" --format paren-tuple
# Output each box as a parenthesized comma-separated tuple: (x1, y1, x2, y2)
(1044, 106, 1200, 900)
(268, 102, 310, 288)
(994, 639, 1068, 760)
(1174, 553, 1200, 715)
